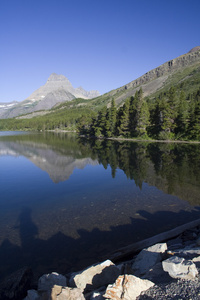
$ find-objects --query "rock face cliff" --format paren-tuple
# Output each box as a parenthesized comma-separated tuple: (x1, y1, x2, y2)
(109, 46, 200, 105)
(0, 73, 100, 118)
(125, 47, 200, 89)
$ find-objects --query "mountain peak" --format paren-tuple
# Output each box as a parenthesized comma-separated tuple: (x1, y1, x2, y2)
(47, 73, 70, 82)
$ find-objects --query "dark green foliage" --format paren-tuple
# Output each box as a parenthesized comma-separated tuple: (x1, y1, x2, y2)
(2, 83, 200, 141)
(189, 89, 200, 140)
(79, 89, 150, 139)
(76, 86, 200, 141)
(117, 98, 130, 137)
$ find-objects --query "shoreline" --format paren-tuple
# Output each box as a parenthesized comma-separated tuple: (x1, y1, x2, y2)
(108, 218, 200, 263)
(3, 218, 200, 299)
(1, 129, 200, 144)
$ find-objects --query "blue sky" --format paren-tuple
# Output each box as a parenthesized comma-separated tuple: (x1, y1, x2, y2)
(0, 0, 200, 103)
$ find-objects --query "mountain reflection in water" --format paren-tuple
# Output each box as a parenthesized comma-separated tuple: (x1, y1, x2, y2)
(0, 132, 200, 282)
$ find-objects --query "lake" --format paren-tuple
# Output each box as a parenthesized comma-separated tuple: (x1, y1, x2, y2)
(0, 131, 200, 282)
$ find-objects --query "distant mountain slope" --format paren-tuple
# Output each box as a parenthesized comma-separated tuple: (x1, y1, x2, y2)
(0, 73, 100, 119)
(94, 46, 200, 107)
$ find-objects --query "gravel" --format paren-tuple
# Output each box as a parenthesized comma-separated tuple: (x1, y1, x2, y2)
(137, 258, 200, 299)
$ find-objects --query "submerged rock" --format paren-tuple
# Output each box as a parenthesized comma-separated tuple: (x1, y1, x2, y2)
(38, 272, 67, 292)
(23, 289, 40, 300)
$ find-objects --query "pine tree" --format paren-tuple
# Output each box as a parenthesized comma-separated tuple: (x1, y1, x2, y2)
(104, 99, 117, 137)
(94, 106, 107, 137)
(133, 88, 150, 137)
(157, 87, 178, 139)
(190, 89, 200, 140)
(110, 98, 117, 136)
(117, 98, 130, 137)
(135, 99, 150, 136)
(150, 96, 163, 137)
(176, 90, 188, 135)
(104, 108, 112, 137)
(129, 93, 138, 136)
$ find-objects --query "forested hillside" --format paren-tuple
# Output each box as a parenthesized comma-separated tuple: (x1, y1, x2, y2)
(78, 86, 200, 141)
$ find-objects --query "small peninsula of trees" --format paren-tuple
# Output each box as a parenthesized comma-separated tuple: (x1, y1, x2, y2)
(78, 87, 200, 141)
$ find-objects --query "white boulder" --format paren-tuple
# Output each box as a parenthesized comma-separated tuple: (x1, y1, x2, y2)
(69, 259, 120, 292)
(104, 274, 154, 300)
(132, 243, 167, 275)
(162, 256, 198, 280)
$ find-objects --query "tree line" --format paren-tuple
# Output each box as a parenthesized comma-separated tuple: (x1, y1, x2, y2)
(77, 86, 200, 141)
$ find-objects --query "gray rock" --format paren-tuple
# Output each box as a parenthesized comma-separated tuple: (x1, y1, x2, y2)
(168, 246, 200, 259)
(162, 256, 198, 280)
(192, 256, 200, 268)
(69, 259, 120, 293)
(38, 272, 67, 292)
(104, 274, 154, 300)
(167, 236, 183, 250)
(196, 236, 200, 246)
(132, 243, 167, 275)
(142, 262, 172, 284)
(23, 289, 40, 300)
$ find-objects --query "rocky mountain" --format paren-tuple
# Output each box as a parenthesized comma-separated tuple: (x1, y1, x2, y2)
(0, 73, 100, 119)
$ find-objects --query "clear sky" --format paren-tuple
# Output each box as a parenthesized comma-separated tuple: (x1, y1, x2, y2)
(1, 0, 200, 103)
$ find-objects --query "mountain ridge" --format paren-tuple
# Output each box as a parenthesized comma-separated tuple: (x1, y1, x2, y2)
(103, 46, 200, 106)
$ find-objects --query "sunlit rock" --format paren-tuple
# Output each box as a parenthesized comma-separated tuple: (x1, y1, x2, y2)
(51, 284, 85, 300)
(69, 259, 120, 293)
(162, 256, 198, 280)
(104, 274, 154, 300)
(132, 243, 167, 275)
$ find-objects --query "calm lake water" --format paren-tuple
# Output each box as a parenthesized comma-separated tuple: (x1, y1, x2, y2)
(0, 131, 200, 282)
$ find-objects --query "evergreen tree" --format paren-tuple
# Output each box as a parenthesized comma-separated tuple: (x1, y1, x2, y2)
(133, 88, 150, 137)
(104, 99, 117, 137)
(110, 98, 117, 136)
(176, 90, 188, 135)
(164, 87, 178, 133)
(94, 106, 107, 137)
(117, 98, 130, 137)
(190, 89, 200, 140)
(129, 93, 138, 136)
(150, 96, 163, 137)
(135, 98, 150, 136)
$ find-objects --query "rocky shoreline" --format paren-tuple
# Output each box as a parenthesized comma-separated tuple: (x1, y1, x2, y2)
(2, 219, 200, 299)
